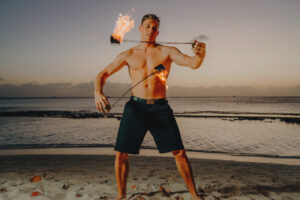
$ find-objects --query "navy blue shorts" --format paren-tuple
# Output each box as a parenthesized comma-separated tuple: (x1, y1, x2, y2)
(114, 96, 185, 154)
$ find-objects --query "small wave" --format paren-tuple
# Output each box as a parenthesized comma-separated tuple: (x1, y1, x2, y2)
(1, 110, 300, 124)
(0, 110, 123, 120)
(177, 110, 300, 116)
(0, 143, 115, 149)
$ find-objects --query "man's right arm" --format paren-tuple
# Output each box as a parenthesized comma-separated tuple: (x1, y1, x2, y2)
(94, 50, 129, 112)
(169, 41, 206, 69)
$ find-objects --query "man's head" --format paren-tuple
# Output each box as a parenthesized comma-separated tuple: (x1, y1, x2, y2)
(141, 14, 160, 26)
(139, 14, 160, 42)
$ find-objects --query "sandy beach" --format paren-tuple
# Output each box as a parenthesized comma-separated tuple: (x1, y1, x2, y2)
(0, 148, 300, 200)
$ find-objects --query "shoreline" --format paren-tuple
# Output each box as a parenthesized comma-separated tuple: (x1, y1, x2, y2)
(1, 147, 300, 166)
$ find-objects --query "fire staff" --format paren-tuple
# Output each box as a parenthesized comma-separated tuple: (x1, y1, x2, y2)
(94, 14, 206, 200)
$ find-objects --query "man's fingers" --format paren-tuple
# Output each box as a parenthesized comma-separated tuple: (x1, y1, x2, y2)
(193, 41, 206, 55)
(95, 99, 100, 111)
(196, 43, 205, 48)
(194, 41, 205, 47)
(102, 97, 110, 106)
(193, 40, 205, 47)
(96, 100, 104, 112)
(193, 41, 205, 55)
(94, 93, 110, 113)
(99, 103, 104, 112)
(194, 48, 205, 56)
(97, 102, 104, 112)
(96, 102, 101, 111)
(195, 46, 205, 52)
(101, 97, 111, 113)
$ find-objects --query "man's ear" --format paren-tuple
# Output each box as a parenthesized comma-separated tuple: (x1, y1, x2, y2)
(138, 25, 142, 31)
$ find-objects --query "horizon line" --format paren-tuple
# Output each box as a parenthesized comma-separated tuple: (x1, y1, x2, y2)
(1, 96, 300, 99)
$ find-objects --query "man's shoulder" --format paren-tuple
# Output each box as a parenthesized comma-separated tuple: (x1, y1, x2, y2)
(158, 45, 179, 55)
(117, 48, 134, 59)
(159, 44, 176, 51)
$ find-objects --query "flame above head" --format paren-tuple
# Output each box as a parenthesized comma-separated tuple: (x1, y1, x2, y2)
(111, 12, 135, 43)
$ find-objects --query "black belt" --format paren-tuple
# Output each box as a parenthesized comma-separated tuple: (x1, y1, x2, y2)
(130, 96, 167, 104)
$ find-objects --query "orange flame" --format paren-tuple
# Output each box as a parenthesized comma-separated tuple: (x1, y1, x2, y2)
(112, 13, 134, 43)
(157, 71, 167, 82)
(156, 70, 168, 89)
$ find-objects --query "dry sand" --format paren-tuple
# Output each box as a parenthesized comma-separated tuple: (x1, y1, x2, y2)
(0, 148, 300, 200)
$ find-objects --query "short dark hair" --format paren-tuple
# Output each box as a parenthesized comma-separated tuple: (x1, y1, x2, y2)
(141, 14, 160, 26)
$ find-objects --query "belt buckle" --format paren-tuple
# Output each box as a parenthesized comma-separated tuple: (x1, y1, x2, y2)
(146, 100, 155, 104)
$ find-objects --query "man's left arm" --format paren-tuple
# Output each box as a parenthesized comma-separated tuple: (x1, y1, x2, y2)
(169, 40, 206, 69)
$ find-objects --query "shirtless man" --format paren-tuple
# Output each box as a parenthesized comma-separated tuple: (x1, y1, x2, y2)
(94, 14, 206, 200)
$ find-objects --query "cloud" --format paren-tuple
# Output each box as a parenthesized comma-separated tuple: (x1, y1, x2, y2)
(0, 81, 299, 98)
(167, 85, 300, 96)
(0, 77, 4, 82)
(0, 81, 130, 98)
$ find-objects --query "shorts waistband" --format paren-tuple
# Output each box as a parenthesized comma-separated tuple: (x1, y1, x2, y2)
(130, 96, 167, 104)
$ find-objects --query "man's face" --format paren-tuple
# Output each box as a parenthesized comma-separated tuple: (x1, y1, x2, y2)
(139, 19, 159, 42)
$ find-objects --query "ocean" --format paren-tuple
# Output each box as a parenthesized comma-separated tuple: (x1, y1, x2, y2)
(0, 96, 299, 159)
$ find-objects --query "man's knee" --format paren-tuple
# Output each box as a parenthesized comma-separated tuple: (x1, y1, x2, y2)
(172, 149, 186, 158)
(115, 151, 129, 161)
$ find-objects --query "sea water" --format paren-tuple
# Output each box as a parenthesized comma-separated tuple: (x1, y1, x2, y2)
(0, 97, 299, 158)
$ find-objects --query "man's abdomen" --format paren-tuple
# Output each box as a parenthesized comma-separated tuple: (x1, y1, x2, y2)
(131, 81, 167, 99)
(129, 66, 169, 99)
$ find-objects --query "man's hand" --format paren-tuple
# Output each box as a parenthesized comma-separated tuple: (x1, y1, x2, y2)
(94, 91, 111, 113)
(193, 40, 206, 57)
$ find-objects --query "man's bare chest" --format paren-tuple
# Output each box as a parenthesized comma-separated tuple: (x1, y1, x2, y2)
(126, 49, 170, 71)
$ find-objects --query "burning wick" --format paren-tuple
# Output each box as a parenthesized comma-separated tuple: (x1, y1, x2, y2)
(154, 64, 168, 89)
(157, 71, 167, 82)
(111, 13, 134, 44)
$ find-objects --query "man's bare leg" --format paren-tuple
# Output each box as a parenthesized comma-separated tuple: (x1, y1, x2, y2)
(115, 151, 129, 200)
(172, 149, 203, 200)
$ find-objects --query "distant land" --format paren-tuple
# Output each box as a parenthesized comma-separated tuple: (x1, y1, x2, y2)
(0, 81, 299, 97)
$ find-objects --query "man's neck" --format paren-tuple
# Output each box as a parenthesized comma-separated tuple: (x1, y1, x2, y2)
(138, 41, 157, 49)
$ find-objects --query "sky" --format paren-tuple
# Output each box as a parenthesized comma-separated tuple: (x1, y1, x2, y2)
(0, 0, 300, 96)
